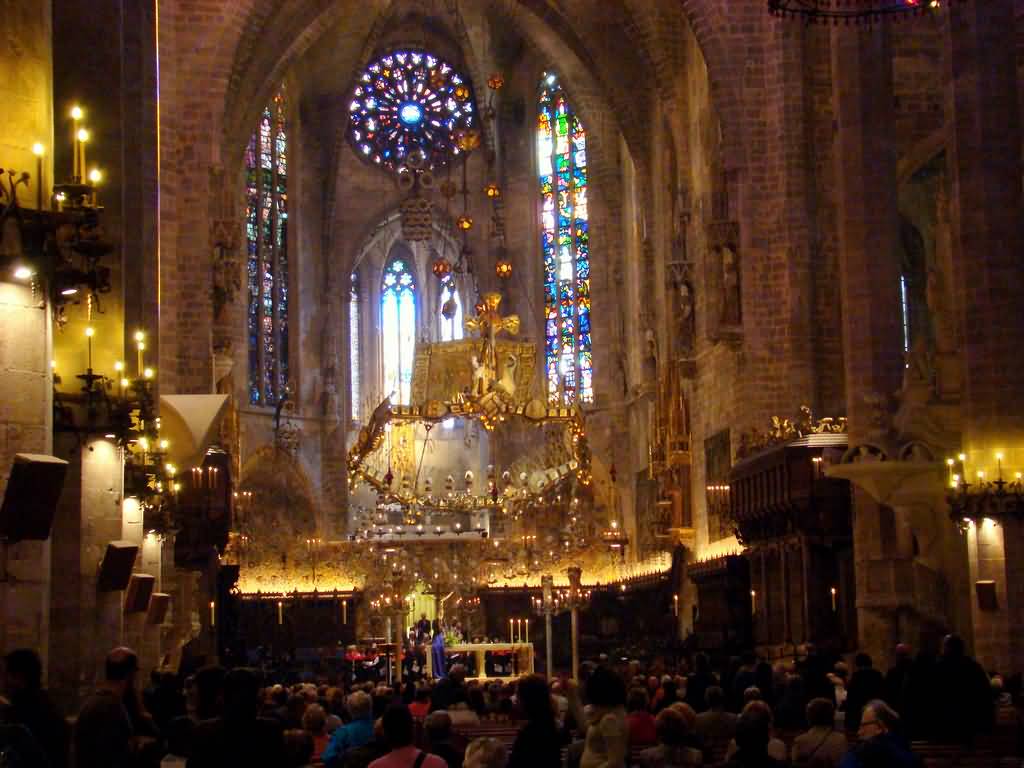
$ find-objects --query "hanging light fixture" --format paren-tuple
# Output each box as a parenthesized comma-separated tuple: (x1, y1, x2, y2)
(768, 0, 946, 22)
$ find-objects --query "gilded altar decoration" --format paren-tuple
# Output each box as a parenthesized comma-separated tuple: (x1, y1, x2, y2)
(736, 406, 847, 460)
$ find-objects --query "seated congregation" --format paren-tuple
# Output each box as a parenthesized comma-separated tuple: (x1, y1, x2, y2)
(0, 632, 1016, 768)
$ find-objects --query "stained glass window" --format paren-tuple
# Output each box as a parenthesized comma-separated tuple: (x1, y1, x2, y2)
(347, 50, 477, 171)
(439, 274, 463, 342)
(350, 271, 361, 420)
(381, 255, 417, 404)
(246, 88, 289, 405)
(538, 72, 592, 405)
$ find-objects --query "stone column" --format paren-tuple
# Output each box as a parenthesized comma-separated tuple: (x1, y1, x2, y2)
(945, 0, 1024, 673)
(831, 23, 909, 663)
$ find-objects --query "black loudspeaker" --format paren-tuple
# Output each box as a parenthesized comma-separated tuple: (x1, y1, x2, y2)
(0, 454, 69, 542)
(124, 573, 155, 613)
(146, 593, 170, 625)
(976, 580, 999, 611)
(97, 541, 138, 592)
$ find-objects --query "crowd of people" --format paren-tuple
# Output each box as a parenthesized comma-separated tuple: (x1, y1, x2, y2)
(0, 634, 1012, 767)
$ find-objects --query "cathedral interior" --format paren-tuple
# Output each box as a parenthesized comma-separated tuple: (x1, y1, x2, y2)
(1, 0, 1023, 712)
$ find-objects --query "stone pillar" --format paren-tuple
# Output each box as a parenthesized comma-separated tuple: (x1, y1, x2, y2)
(945, 0, 1024, 673)
(831, 23, 909, 663)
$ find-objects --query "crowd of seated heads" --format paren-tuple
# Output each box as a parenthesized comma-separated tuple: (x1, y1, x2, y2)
(0, 631, 1013, 768)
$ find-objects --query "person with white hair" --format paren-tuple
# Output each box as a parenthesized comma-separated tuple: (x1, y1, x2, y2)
(839, 699, 916, 768)
(322, 690, 374, 767)
(464, 737, 507, 768)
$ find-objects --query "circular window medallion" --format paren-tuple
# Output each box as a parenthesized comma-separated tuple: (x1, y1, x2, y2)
(348, 50, 477, 171)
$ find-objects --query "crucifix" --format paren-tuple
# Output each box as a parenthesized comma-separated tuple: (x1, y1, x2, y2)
(464, 292, 520, 395)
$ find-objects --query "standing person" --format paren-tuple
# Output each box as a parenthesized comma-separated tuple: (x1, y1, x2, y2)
(884, 645, 913, 720)
(839, 700, 916, 768)
(580, 667, 629, 768)
(431, 621, 446, 680)
(843, 655, 885, 732)
(2, 648, 69, 768)
(508, 675, 561, 768)
(932, 634, 994, 745)
(187, 667, 286, 768)
(686, 653, 718, 714)
(367, 705, 446, 768)
(74, 647, 142, 768)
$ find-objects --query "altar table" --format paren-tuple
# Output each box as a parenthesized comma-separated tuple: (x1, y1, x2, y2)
(425, 642, 534, 680)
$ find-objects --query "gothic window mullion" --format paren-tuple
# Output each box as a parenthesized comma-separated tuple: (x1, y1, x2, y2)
(247, 88, 290, 406)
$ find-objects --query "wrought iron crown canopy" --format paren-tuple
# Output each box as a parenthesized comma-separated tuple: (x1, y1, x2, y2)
(769, 0, 947, 22)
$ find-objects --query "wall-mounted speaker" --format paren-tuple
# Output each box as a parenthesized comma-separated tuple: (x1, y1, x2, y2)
(976, 580, 999, 612)
(146, 593, 170, 625)
(124, 573, 155, 613)
(97, 541, 138, 592)
(0, 454, 68, 542)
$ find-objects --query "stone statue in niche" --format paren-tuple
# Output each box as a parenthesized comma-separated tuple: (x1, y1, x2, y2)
(676, 280, 695, 357)
(720, 245, 741, 327)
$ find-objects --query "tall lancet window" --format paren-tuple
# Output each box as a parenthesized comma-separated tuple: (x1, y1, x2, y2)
(439, 274, 463, 342)
(350, 271, 361, 420)
(381, 254, 417, 404)
(246, 87, 289, 405)
(538, 71, 592, 405)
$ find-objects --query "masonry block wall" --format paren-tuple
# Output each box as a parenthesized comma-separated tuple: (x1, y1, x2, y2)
(0, 0, 54, 672)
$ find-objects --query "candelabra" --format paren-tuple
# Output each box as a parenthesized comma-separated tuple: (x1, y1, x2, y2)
(947, 467, 1024, 533)
(0, 105, 113, 324)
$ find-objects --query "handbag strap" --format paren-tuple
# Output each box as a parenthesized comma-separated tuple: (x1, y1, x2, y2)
(412, 750, 428, 768)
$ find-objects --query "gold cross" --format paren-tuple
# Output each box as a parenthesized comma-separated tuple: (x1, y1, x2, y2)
(465, 292, 520, 389)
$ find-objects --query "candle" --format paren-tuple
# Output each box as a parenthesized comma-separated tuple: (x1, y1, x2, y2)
(135, 331, 145, 375)
(509, 618, 513, 643)
(88, 168, 102, 205)
(85, 326, 94, 369)
(525, 618, 529, 643)
(673, 594, 679, 617)
(830, 587, 837, 612)
(210, 600, 216, 627)
(77, 128, 89, 182)
(71, 106, 81, 179)
(342, 599, 348, 624)
(32, 143, 44, 210)
(750, 589, 757, 615)
(277, 600, 283, 625)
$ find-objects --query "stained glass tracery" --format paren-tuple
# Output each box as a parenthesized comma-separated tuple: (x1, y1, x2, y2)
(381, 255, 418, 404)
(247, 88, 289, 405)
(538, 72, 592, 405)
(347, 50, 477, 171)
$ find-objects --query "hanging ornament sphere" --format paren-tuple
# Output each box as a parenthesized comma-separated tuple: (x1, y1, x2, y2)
(439, 179, 458, 199)
(487, 73, 505, 91)
(457, 215, 474, 232)
(485, 183, 501, 199)
(441, 296, 458, 320)
(454, 84, 471, 102)
(432, 257, 452, 278)
(495, 259, 513, 280)
(455, 129, 481, 152)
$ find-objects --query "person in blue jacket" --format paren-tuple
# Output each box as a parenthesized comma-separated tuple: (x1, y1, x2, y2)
(322, 690, 375, 767)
